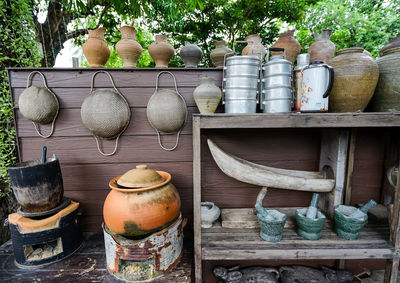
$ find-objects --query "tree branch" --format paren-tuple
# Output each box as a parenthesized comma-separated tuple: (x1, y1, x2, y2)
(66, 3, 111, 40)
(66, 28, 88, 39)
(95, 3, 111, 29)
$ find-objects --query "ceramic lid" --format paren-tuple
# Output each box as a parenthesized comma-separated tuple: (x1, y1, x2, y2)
(117, 164, 165, 188)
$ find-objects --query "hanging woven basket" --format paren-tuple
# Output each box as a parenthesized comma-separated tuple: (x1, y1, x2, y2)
(146, 71, 187, 151)
(18, 71, 59, 138)
(81, 71, 131, 156)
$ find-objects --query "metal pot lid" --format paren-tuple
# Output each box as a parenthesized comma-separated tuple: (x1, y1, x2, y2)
(117, 164, 165, 188)
(303, 61, 330, 71)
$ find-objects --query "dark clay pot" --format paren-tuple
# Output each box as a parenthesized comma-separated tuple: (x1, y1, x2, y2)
(8, 159, 63, 213)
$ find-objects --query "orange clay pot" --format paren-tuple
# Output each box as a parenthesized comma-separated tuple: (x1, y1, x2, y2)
(103, 165, 181, 237)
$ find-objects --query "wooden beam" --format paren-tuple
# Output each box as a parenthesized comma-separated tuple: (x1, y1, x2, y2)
(197, 113, 400, 129)
(193, 116, 202, 283)
(319, 129, 349, 218)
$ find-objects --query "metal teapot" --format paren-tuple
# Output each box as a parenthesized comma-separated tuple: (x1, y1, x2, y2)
(300, 61, 334, 112)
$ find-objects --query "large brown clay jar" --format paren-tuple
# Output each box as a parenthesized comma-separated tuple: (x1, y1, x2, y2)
(103, 165, 181, 237)
(148, 34, 175, 68)
(82, 27, 110, 67)
(116, 25, 143, 67)
(308, 29, 335, 63)
(271, 30, 301, 64)
(328, 47, 379, 112)
(370, 37, 400, 112)
(242, 34, 266, 61)
(210, 40, 233, 67)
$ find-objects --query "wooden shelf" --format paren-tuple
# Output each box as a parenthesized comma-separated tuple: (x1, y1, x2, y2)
(192, 113, 400, 283)
(195, 112, 400, 129)
(202, 221, 392, 261)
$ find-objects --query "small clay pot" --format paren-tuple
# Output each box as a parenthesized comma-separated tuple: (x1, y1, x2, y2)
(201, 202, 220, 228)
(210, 40, 233, 67)
(180, 42, 202, 67)
(193, 76, 222, 114)
(148, 34, 175, 68)
(271, 30, 301, 64)
(242, 34, 266, 62)
(295, 208, 326, 240)
(308, 29, 335, 63)
(82, 27, 110, 67)
(334, 205, 368, 240)
(116, 25, 143, 67)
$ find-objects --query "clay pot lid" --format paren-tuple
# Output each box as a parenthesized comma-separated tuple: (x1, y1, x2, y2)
(117, 164, 165, 188)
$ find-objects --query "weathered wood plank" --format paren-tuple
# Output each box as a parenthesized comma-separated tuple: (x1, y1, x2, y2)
(202, 128, 321, 162)
(64, 188, 193, 216)
(202, 248, 394, 260)
(12, 87, 204, 108)
(202, 187, 313, 208)
(193, 116, 202, 283)
(197, 113, 400, 129)
(60, 162, 193, 190)
(15, 107, 197, 137)
(19, 135, 193, 163)
(319, 129, 349, 218)
(8, 69, 222, 88)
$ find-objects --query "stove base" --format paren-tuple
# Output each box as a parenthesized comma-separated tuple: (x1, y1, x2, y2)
(7, 201, 82, 269)
(104, 213, 185, 282)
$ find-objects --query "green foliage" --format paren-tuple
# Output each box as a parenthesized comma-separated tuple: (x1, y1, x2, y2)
(80, 24, 155, 68)
(144, 0, 317, 66)
(295, 0, 400, 57)
(0, 0, 41, 196)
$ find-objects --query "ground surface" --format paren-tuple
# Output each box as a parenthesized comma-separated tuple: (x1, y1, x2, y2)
(0, 232, 192, 282)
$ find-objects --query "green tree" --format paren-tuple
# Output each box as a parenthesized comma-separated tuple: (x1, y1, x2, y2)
(144, 0, 318, 66)
(295, 0, 400, 57)
(0, 0, 41, 243)
(29, 0, 203, 66)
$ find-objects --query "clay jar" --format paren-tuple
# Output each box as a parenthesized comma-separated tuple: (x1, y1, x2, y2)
(82, 27, 110, 67)
(210, 40, 233, 67)
(370, 36, 400, 112)
(271, 30, 301, 64)
(308, 29, 335, 63)
(103, 165, 181, 237)
(193, 76, 222, 114)
(328, 47, 379, 112)
(148, 34, 175, 68)
(116, 26, 143, 67)
(180, 42, 202, 67)
(242, 34, 266, 62)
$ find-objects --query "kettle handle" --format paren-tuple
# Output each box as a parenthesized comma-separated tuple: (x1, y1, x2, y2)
(322, 65, 334, 98)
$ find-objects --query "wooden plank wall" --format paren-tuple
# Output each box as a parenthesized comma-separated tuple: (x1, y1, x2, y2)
(8, 68, 222, 233)
(8, 68, 390, 282)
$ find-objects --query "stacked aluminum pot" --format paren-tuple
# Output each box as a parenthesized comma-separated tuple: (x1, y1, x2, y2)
(223, 42, 261, 113)
(261, 48, 293, 113)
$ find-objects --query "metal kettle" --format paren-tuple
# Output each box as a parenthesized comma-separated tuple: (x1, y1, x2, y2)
(300, 61, 334, 112)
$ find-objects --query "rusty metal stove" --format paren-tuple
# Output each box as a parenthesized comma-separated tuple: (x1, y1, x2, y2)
(103, 213, 186, 282)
